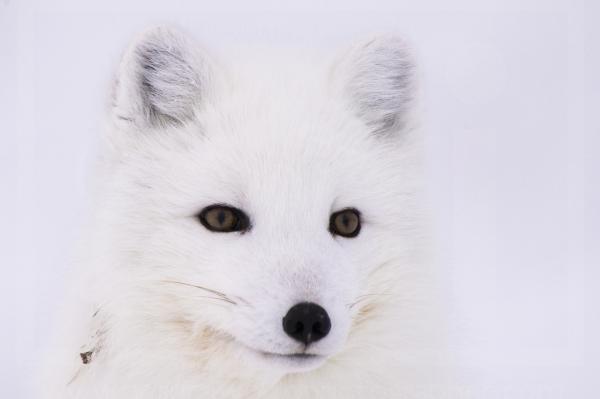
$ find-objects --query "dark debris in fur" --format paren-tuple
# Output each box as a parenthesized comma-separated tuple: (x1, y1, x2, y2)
(80, 350, 94, 365)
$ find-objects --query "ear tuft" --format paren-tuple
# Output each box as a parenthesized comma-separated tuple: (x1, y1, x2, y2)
(113, 26, 211, 128)
(332, 36, 415, 135)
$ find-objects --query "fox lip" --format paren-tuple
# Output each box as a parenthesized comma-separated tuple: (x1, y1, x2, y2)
(259, 351, 321, 360)
(236, 342, 328, 371)
(256, 350, 327, 371)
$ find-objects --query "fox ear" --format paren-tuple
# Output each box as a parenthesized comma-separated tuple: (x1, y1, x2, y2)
(332, 36, 415, 135)
(112, 26, 216, 128)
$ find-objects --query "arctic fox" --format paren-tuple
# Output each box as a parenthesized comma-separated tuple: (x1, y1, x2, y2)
(42, 27, 443, 398)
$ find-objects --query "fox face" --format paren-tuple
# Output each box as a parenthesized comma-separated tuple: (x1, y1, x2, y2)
(97, 27, 420, 381)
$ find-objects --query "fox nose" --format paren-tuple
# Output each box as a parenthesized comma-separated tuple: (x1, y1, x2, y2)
(282, 302, 331, 345)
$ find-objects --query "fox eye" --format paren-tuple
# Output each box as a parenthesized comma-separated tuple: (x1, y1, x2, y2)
(329, 208, 361, 238)
(197, 205, 250, 233)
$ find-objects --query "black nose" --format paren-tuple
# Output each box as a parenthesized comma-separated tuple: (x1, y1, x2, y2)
(282, 302, 331, 345)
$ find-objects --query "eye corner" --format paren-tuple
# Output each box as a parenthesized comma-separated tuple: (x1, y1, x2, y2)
(234, 210, 252, 233)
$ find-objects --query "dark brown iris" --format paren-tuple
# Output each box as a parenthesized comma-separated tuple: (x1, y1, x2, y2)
(329, 208, 361, 238)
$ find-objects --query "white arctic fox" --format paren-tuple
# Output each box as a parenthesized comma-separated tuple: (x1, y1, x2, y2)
(42, 27, 443, 398)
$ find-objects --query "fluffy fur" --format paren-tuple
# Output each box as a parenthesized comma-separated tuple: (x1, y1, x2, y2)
(42, 27, 444, 398)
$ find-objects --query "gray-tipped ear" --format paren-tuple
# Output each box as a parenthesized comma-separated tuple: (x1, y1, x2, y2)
(112, 26, 215, 128)
(332, 36, 415, 135)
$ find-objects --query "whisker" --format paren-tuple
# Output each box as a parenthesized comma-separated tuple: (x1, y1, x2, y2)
(231, 295, 254, 308)
(160, 280, 238, 305)
(354, 293, 393, 299)
(193, 295, 237, 305)
(348, 297, 368, 309)
(347, 293, 394, 309)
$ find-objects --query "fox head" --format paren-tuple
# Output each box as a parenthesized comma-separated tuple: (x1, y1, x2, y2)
(92, 27, 425, 387)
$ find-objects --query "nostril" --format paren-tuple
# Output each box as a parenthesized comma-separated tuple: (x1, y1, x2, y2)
(282, 302, 332, 345)
(313, 322, 323, 334)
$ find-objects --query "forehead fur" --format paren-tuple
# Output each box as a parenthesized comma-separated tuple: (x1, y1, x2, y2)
(104, 28, 421, 243)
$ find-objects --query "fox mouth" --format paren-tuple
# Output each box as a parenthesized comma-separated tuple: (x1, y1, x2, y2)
(265, 352, 319, 359)
(256, 350, 327, 371)
(259, 351, 322, 361)
(237, 342, 328, 372)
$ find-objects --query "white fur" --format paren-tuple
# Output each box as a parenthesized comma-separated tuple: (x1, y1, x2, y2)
(41, 27, 444, 398)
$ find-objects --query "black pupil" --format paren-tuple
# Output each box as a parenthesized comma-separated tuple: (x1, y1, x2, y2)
(341, 214, 350, 228)
(217, 210, 227, 226)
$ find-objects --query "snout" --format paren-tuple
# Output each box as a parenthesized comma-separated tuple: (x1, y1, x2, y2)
(282, 302, 331, 345)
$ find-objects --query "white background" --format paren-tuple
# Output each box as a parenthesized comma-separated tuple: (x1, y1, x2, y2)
(1, 0, 598, 397)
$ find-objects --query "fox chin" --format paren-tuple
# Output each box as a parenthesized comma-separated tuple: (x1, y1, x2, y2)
(41, 26, 445, 399)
